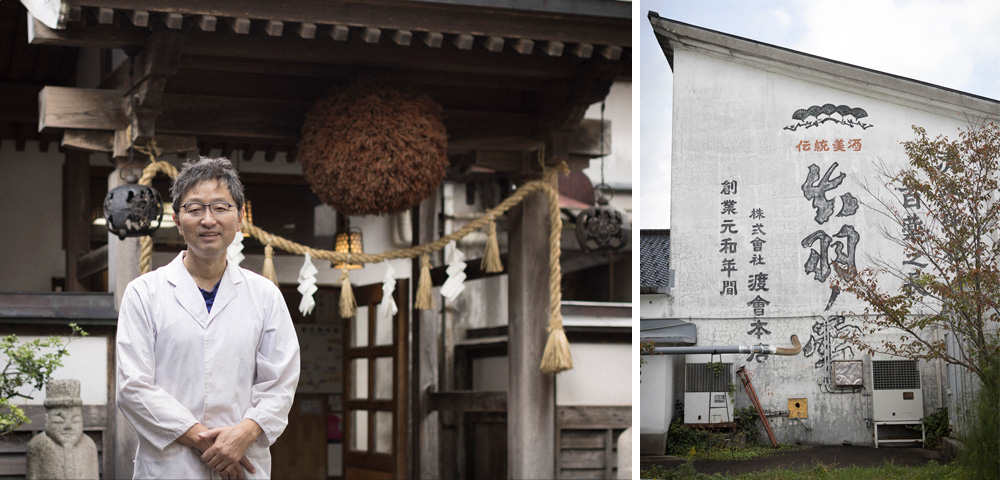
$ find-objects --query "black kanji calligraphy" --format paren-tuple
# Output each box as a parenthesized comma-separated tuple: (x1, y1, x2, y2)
(721, 258, 737, 277)
(721, 199, 738, 215)
(748, 272, 770, 292)
(801, 162, 849, 224)
(721, 180, 738, 195)
(719, 238, 737, 254)
(747, 295, 770, 316)
(747, 317, 771, 338)
(801, 225, 860, 282)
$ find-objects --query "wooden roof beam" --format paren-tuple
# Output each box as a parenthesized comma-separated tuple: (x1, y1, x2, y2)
(40, 87, 536, 145)
(452, 34, 473, 50)
(129, 10, 148, 27)
(362, 27, 380, 44)
(228, 17, 250, 34)
(330, 24, 349, 41)
(265, 20, 284, 37)
(164, 12, 183, 30)
(198, 15, 216, 32)
(28, 12, 145, 48)
(480, 36, 504, 53)
(63, 0, 630, 47)
(61, 129, 197, 156)
(423, 31, 443, 48)
(543, 41, 564, 57)
(96, 7, 113, 24)
(572, 43, 593, 59)
(298, 22, 316, 39)
(173, 31, 580, 79)
(513, 38, 534, 55)
(392, 29, 412, 46)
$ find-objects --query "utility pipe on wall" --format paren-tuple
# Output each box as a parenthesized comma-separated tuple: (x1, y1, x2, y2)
(647, 335, 802, 356)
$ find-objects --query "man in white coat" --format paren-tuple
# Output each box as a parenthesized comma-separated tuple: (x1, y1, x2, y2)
(117, 157, 300, 479)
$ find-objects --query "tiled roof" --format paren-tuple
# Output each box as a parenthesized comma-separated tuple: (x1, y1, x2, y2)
(640, 229, 670, 292)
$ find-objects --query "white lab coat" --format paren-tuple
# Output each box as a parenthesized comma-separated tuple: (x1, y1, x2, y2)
(117, 252, 300, 479)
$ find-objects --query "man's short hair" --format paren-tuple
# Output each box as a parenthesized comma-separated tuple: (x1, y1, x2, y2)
(170, 156, 246, 213)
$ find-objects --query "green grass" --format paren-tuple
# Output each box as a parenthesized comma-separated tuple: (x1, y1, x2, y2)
(641, 460, 960, 480)
(718, 460, 960, 480)
(692, 443, 805, 461)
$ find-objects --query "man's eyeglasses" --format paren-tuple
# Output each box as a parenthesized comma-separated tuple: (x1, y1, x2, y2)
(180, 201, 237, 216)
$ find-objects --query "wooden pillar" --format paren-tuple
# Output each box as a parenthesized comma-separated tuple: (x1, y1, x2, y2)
(63, 150, 90, 291)
(414, 196, 441, 480)
(107, 163, 142, 308)
(107, 162, 140, 480)
(506, 184, 555, 479)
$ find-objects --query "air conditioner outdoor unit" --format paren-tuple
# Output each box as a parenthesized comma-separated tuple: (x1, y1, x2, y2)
(683, 359, 734, 424)
(871, 357, 924, 447)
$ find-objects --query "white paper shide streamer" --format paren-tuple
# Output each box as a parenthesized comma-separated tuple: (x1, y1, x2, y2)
(440, 241, 467, 304)
(297, 252, 319, 315)
(227, 231, 245, 266)
(379, 263, 398, 321)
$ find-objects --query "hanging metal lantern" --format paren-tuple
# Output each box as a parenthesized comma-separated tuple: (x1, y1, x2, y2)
(575, 184, 630, 252)
(103, 173, 163, 240)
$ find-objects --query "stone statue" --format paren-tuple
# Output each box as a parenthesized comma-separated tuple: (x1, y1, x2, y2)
(26, 379, 99, 479)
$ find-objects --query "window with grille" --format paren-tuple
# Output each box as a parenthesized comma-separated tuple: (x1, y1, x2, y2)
(685, 363, 732, 392)
(872, 360, 920, 390)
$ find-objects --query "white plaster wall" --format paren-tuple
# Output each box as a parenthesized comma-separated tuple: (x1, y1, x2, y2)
(655, 46, 993, 445)
(583, 80, 632, 188)
(639, 293, 671, 319)
(472, 343, 631, 406)
(0, 335, 108, 405)
(670, 48, 976, 319)
(639, 354, 674, 434)
(0, 141, 65, 292)
(556, 343, 631, 405)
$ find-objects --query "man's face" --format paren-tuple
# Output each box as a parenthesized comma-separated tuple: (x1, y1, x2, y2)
(45, 407, 83, 446)
(173, 179, 242, 261)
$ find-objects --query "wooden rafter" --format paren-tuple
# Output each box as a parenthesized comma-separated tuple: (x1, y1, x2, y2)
(55, 0, 630, 47)
(39, 86, 537, 144)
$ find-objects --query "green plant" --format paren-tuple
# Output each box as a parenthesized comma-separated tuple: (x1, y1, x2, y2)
(726, 382, 737, 402)
(0, 324, 87, 435)
(833, 122, 1000, 387)
(733, 406, 761, 446)
(639, 459, 708, 480)
(640, 464, 671, 480)
(911, 408, 949, 449)
(706, 361, 724, 375)
(956, 356, 999, 480)
(665, 421, 713, 456)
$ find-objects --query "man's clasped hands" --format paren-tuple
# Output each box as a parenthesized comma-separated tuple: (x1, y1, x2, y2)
(179, 419, 264, 480)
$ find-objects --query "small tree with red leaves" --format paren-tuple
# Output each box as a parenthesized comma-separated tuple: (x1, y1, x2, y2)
(833, 121, 1000, 387)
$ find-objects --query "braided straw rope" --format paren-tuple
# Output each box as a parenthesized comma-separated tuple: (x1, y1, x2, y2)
(136, 145, 175, 275)
(135, 158, 572, 373)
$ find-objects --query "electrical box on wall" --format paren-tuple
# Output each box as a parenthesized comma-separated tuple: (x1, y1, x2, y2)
(683, 359, 734, 424)
(832, 359, 863, 386)
(787, 398, 807, 418)
(871, 359, 923, 422)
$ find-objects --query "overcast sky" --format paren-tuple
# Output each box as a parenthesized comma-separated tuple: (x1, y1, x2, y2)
(638, 0, 1000, 229)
